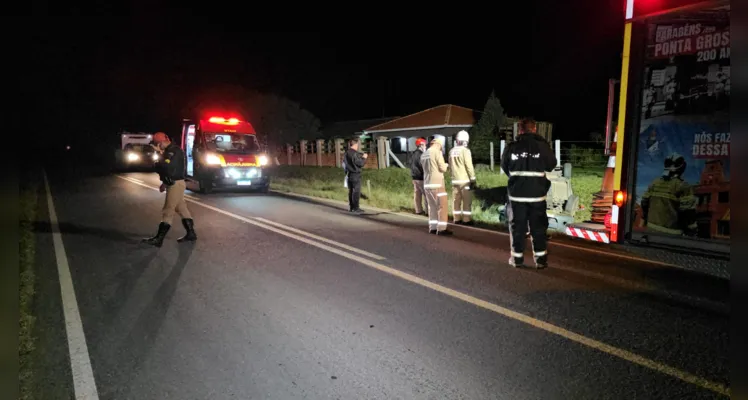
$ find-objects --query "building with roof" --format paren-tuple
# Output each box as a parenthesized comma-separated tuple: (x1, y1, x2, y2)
(363, 104, 479, 153)
(320, 117, 398, 140)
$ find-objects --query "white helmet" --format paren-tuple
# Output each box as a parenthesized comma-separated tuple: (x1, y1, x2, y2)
(456, 130, 469, 142)
(430, 136, 445, 147)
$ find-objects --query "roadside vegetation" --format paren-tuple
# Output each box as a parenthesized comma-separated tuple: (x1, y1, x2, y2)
(19, 180, 39, 400)
(269, 165, 604, 225)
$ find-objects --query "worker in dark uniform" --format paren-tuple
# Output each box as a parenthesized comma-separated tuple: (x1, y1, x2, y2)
(410, 137, 428, 215)
(344, 137, 368, 214)
(142, 132, 197, 247)
(500, 119, 556, 268)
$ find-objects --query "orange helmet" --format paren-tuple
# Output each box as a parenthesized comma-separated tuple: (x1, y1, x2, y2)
(415, 137, 427, 147)
(152, 132, 170, 143)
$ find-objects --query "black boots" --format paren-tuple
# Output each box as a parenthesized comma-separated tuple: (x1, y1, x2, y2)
(143, 219, 197, 247)
(177, 218, 197, 242)
(142, 222, 171, 247)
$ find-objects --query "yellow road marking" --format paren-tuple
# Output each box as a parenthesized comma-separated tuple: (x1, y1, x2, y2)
(253, 217, 385, 260)
(118, 175, 729, 396)
(271, 190, 684, 269)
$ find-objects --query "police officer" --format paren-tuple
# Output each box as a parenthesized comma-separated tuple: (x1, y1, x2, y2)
(449, 130, 476, 225)
(410, 137, 428, 215)
(421, 137, 452, 235)
(344, 137, 368, 214)
(500, 119, 556, 268)
(142, 132, 197, 247)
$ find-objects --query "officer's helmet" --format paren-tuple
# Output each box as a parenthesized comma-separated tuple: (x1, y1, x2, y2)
(664, 153, 686, 176)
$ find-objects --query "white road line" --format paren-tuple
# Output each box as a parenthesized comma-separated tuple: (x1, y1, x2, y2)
(253, 217, 385, 260)
(119, 176, 200, 201)
(271, 190, 683, 269)
(44, 171, 100, 400)
(121, 176, 728, 396)
(115, 176, 383, 260)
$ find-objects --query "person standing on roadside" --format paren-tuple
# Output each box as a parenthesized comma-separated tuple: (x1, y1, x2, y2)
(410, 137, 428, 215)
(344, 137, 368, 214)
(421, 137, 452, 235)
(500, 119, 556, 268)
(449, 130, 476, 225)
(142, 132, 197, 247)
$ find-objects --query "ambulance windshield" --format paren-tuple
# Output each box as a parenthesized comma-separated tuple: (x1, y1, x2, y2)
(205, 133, 261, 154)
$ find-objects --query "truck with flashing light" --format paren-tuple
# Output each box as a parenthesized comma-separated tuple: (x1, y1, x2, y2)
(115, 131, 159, 171)
(181, 116, 271, 194)
(564, 0, 730, 257)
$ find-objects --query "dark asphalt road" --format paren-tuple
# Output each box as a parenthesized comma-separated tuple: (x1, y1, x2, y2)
(33, 166, 729, 399)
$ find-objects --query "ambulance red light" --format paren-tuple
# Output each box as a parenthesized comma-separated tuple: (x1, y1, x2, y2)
(208, 116, 240, 125)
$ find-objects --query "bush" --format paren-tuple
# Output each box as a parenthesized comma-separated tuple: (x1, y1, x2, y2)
(269, 165, 605, 226)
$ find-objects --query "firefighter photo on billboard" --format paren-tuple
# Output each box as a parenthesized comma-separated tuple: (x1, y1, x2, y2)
(500, 119, 556, 268)
(410, 137, 428, 215)
(142, 132, 197, 247)
(639, 153, 698, 236)
(449, 130, 476, 225)
(421, 137, 452, 235)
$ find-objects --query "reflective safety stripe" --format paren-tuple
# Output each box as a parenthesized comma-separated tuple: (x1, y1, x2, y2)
(534, 250, 547, 257)
(508, 195, 547, 202)
(452, 179, 470, 184)
(424, 183, 441, 189)
(511, 171, 546, 177)
(453, 211, 462, 214)
(429, 220, 439, 224)
(462, 211, 472, 215)
(511, 252, 523, 258)
(464, 186, 470, 190)
(437, 222, 448, 225)
(437, 192, 448, 197)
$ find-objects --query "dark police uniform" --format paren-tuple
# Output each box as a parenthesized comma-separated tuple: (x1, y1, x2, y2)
(143, 143, 196, 247)
(500, 132, 556, 267)
(344, 147, 367, 213)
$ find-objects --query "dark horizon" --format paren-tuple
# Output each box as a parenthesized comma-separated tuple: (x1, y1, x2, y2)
(32, 7, 626, 148)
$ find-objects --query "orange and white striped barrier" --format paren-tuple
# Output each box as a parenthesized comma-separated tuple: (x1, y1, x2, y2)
(565, 226, 610, 243)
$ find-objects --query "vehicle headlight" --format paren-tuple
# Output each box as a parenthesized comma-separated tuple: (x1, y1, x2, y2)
(247, 168, 258, 177)
(258, 155, 269, 166)
(206, 154, 222, 165)
(152, 153, 159, 161)
(127, 152, 140, 161)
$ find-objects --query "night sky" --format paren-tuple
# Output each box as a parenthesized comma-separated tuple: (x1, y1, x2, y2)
(32, 3, 626, 151)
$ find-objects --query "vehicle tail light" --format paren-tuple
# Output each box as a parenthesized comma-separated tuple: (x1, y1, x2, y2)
(614, 190, 625, 208)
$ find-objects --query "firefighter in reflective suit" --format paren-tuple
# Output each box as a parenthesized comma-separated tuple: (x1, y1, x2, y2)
(500, 119, 556, 268)
(142, 132, 197, 247)
(449, 130, 476, 225)
(421, 137, 452, 235)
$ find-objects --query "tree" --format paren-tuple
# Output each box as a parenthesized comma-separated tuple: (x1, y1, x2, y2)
(469, 90, 506, 163)
(244, 91, 321, 148)
(588, 131, 604, 144)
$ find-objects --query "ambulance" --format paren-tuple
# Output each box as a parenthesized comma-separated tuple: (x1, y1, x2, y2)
(181, 116, 271, 194)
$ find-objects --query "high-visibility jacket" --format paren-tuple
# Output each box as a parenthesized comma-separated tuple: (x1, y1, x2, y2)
(641, 176, 697, 234)
(421, 145, 448, 189)
(449, 145, 476, 186)
(500, 133, 557, 202)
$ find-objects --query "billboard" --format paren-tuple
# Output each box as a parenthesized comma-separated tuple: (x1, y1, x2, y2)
(631, 6, 730, 243)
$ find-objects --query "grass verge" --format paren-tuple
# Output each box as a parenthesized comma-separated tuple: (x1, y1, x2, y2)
(269, 165, 604, 225)
(19, 183, 38, 400)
